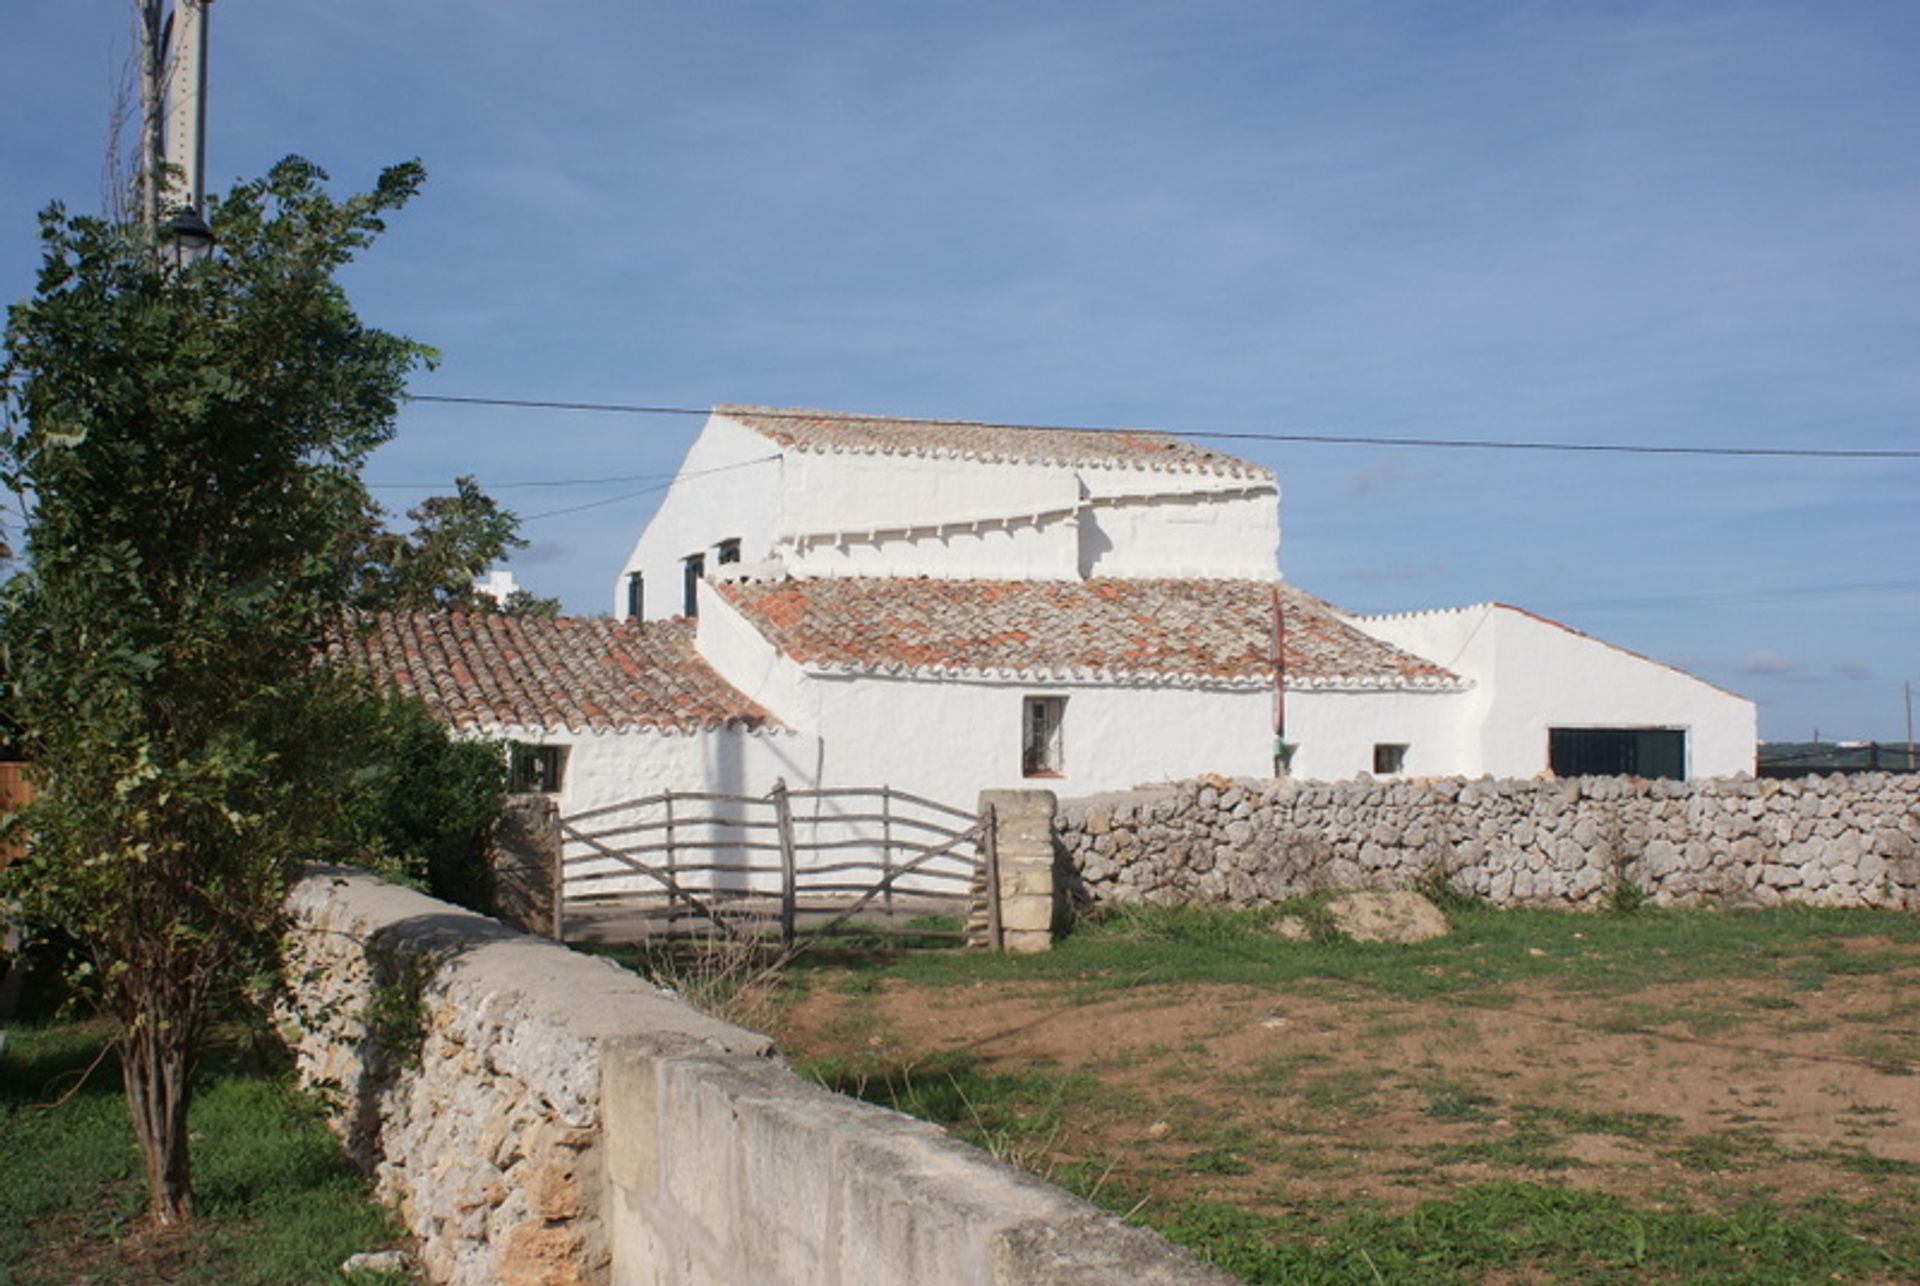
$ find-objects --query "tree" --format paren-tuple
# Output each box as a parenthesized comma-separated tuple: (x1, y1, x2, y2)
(0, 157, 428, 1224)
(349, 475, 560, 617)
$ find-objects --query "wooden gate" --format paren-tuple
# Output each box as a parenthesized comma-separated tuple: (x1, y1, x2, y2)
(558, 782, 1000, 948)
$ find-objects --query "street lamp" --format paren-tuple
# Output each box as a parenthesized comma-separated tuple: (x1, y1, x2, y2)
(164, 207, 215, 271)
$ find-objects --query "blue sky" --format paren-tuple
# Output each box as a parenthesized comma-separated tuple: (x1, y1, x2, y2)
(4, 2, 1916, 742)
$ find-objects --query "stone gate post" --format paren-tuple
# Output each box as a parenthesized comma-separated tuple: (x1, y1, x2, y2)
(980, 789, 1058, 953)
(491, 792, 563, 939)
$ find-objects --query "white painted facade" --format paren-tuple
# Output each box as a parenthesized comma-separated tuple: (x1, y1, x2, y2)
(555, 408, 1760, 813)
(613, 410, 1280, 620)
(1346, 604, 1757, 778)
(692, 582, 1274, 802)
(464, 719, 803, 820)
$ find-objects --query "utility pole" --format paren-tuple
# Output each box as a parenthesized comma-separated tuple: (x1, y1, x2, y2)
(163, 0, 211, 214)
(131, 0, 212, 229)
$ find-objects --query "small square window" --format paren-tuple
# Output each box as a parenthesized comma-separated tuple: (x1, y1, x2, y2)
(1022, 697, 1065, 777)
(716, 538, 742, 565)
(1372, 743, 1408, 775)
(510, 743, 567, 794)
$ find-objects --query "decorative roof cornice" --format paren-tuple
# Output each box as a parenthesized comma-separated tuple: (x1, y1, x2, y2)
(714, 406, 1272, 479)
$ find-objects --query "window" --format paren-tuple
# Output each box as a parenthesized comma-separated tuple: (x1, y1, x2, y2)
(715, 537, 742, 565)
(682, 553, 705, 617)
(625, 572, 644, 621)
(1022, 696, 1066, 777)
(1372, 743, 1408, 775)
(509, 743, 567, 794)
(1549, 728, 1685, 780)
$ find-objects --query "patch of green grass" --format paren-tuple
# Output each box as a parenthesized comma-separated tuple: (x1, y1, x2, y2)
(1529, 1105, 1679, 1142)
(798, 1049, 1096, 1162)
(1597, 1002, 1745, 1037)
(1296, 1067, 1390, 1116)
(1834, 1150, 1920, 1179)
(1151, 1181, 1913, 1284)
(1666, 1127, 1783, 1174)
(1429, 1118, 1577, 1172)
(0, 1016, 405, 1285)
(1842, 1034, 1916, 1074)
(1421, 1077, 1497, 1122)
(794, 902, 1920, 1009)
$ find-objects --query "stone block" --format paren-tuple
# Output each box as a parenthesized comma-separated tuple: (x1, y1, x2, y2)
(991, 1214, 1238, 1284)
(657, 1058, 746, 1243)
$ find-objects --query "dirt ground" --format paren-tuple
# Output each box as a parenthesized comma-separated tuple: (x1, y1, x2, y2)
(767, 941, 1920, 1225)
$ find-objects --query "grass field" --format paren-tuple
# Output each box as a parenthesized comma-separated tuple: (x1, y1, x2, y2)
(0, 997, 409, 1285)
(755, 901, 1920, 1284)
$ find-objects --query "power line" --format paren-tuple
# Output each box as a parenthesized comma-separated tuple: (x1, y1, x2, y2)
(403, 394, 1920, 461)
(369, 470, 681, 491)
(517, 454, 780, 521)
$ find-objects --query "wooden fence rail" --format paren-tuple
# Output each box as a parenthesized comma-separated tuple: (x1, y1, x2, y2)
(557, 780, 996, 948)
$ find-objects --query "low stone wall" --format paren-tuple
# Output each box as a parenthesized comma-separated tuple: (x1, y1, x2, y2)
(1057, 774, 1920, 911)
(282, 867, 1229, 1286)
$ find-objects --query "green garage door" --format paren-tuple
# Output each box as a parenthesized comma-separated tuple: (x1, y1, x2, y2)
(1548, 728, 1686, 780)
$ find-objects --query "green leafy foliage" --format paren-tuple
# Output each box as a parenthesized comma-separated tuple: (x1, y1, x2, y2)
(0, 157, 430, 1222)
(341, 692, 506, 910)
(348, 475, 558, 616)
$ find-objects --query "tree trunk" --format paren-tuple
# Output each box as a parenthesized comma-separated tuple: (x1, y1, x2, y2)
(121, 1017, 195, 1224)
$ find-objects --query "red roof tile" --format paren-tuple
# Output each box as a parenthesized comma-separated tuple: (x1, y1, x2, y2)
(714, 578, 1463, 690)
(715, 406, 1269, 478)
(329, 612, 776, 734)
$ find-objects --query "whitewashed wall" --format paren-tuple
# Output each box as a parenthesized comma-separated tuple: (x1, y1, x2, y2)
(1353, 605, 1756, 778)
(1283, 687, 1472, 780)
(1077, 478, 1279, 580)
(1351, 606, 1758, 775)
(468, 720, 807, 819)
(616, 412, 1282, 611)
(613, 415, 783, 620)
(695, 582, 1275, 802)
(804, 670, 1275, 803)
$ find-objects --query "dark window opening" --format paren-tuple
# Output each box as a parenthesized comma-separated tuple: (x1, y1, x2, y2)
(1373, 743, 1408, 775)
(1022, 696, 1066, 777)
(716, 538, 742, 565)
(625, 572, 644, 621)
(1549, 728, 1685, 780)
(510, 743, 567, 794)
(682, 553, 704, 617)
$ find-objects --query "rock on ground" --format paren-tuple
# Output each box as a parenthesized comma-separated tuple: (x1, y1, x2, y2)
(1323, 890, 1449, 944)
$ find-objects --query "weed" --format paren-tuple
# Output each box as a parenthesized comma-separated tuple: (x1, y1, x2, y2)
(1420, 1078, 1496, 1122)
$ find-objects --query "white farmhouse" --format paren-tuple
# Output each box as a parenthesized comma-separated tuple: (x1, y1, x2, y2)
(598, 406, 1755, 806)
(346, 406, 1755, 815)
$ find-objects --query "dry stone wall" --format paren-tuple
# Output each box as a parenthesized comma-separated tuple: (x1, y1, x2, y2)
(1058, 774, 1920, 912)
(282, 866, 1230, 1286)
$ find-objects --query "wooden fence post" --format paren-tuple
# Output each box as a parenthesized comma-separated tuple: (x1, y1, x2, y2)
(663, 790, 677, 925)
(981, 803, 1003, 951)
(772, 778, 797, 947)
(881, 785, 895, 919)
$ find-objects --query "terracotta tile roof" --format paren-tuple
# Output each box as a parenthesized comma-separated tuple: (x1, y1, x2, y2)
(714, 578, 1464, 690)
(714, 406, 1270, 479)
(329, 612, 777, 735)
